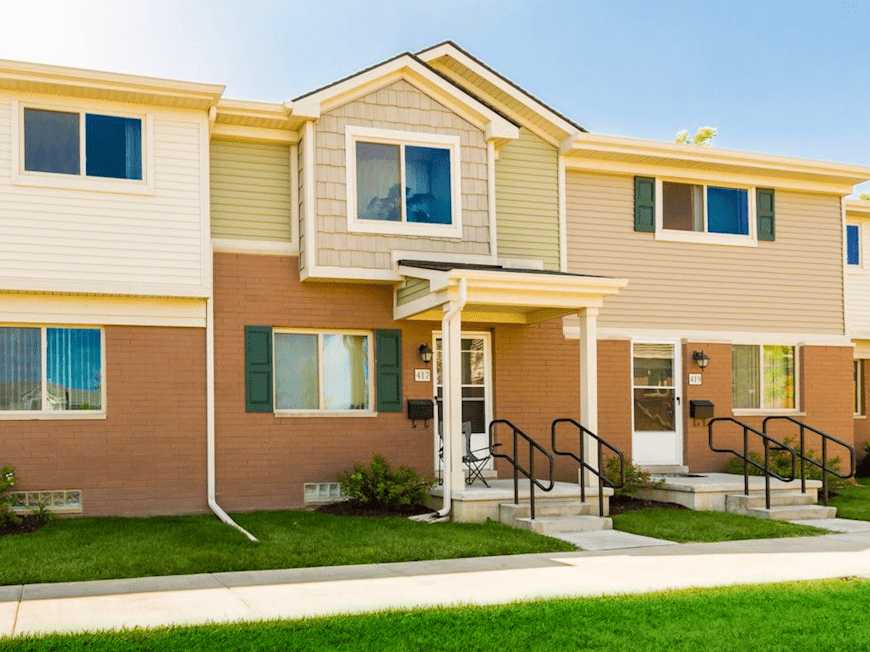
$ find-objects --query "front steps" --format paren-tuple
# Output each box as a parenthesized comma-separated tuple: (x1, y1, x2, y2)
(499, 499, 612, 539)
(725, 492, 837, 521)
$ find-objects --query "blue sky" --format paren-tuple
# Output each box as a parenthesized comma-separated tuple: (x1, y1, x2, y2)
(3, 0, 868, 192)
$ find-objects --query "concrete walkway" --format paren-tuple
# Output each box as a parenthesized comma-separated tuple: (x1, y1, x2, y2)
(3, 530, 870, 637)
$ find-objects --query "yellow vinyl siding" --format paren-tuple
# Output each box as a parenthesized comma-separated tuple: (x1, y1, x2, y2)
(495, 128, 560, 269)
(210, 140, 292, 242)
(396, 277, 430, 306)
(566, 171, 844, 333)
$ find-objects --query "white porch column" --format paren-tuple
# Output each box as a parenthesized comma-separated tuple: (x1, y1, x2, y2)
(442, 304, 465, 497)
(578, 307, 600, 472)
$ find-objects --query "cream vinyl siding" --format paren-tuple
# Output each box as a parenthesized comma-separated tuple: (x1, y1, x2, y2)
(396, 277, 430, 306)
(846, 214, 870, 337)
(298, 136, 306, 272)
(566, 171, 844, 333)
(210, 140, 292, 242)
(0, 95, 208, 297)
(314, 79, 490, 270)
(495, 128, 559, 269)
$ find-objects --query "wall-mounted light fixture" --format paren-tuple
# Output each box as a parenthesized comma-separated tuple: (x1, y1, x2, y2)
(418, 343, 433, 364)
(692, 350, 711, 370)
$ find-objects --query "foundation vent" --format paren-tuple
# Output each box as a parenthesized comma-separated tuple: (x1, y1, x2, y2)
(303, 482, 343, 504)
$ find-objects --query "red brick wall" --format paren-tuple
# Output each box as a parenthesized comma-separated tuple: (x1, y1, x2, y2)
(855, 359, 870, 461)
(0, 326, 206, 516)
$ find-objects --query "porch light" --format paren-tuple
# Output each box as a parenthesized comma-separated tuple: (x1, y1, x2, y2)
(418, 343, 433, 364)
(693, 350, 711, 369)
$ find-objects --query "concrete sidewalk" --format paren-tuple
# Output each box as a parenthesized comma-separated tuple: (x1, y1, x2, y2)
(3, 530, 870, 637)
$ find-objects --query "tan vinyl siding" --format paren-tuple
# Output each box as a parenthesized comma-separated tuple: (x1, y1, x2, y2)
(566, 171, 844, 333)
(396, 277, 430, 306)
(298, 135, 306, 273)
(210, 140, 292, 242)
(315, 79, 490, 270)
(495, 128, 559, 269)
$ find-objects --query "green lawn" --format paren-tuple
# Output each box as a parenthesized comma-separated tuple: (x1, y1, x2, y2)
(0, 510, 571, 586)
(3, 580, 868, 651)
(830, 477, 870, 521)
(612, 507, 825, 543)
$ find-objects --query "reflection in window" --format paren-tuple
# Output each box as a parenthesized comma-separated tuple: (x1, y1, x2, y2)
(24, 109, 80, 175)
(732, 344, 796, 410)
(0, 328, 42, 411)
(356, 142, 401, 221)
(46, 328, 103, 411)
(323, 334, 369, 410)
(847, 225, 861, 266)
(275, 333, 319, 410)
(405, 145, 452, 224)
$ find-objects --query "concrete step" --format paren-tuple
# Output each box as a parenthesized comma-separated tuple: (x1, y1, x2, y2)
(498, 501, 597, 525)
(726, 492, 816, 511)
(514, 515, 613, 534)
(744, 504, 837, 521)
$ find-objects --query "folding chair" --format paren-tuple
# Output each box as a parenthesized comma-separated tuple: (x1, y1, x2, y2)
(462, 422, 492, 487)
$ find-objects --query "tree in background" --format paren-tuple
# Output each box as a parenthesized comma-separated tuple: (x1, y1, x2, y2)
(675, 126, 718, 146)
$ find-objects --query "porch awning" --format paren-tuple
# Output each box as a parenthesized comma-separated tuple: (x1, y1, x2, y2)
(394, 260, 627, 324)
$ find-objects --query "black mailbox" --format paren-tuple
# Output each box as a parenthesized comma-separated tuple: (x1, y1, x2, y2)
(407, 399, 434, 422)
(690, 399, 714, 419)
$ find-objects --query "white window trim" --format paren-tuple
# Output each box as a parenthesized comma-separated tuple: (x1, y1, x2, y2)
(344, 125, 463, 239)
(855, 359, 865, 418)
(655, 177, 757, 247)
(0, 324, 106, 421)
(10, 99, 155, 196)
(272, 328, 376, 417)
(846, 222, 863, 268)
(731, 343, 801, 416)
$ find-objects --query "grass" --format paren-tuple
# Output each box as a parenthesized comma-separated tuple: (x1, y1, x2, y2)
(0, 510, 571, 586)
(2, 579, 869, 650)
(612, 506, 825, 543)
(830, 477, 870, 521)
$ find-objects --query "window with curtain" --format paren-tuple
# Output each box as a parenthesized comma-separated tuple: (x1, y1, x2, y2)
(274, 331, 370, 412)
(0, 326, 103, 414)
(23, 107, 143, 181)
(732, 344, 796, 410)
(355, 140, 453, 226)
(847, 224, 861, 266)
(661, 181, 750, 236)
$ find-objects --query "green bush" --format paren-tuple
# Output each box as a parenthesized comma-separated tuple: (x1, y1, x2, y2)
(0, 466, 21, 529)
(856, 443, 870, 478)
(338, 455, 433, 509)
(724, 436, 851, 495)
(604, 456, 664, 496)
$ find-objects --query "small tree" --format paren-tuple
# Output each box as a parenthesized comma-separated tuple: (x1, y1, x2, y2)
(859, 192, 870, 201)
(675, 126, 718, 146)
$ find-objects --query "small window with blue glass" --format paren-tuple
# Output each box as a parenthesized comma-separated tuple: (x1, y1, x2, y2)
(847, 224, 861, 266)
(23, 107, 143, 181)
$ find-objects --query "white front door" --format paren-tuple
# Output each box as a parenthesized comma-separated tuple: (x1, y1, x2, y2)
(433, 332, 493, 471)
(631, 340, 683, 466)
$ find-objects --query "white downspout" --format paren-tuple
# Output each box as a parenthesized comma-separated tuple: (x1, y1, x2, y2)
(206, 296, 258, 542)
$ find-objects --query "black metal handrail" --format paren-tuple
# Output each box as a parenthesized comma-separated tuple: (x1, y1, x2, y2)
(762, 415, 855, 506)
(551, 418, 625, 516)
(488, 419, 555, 520)
(708, 417, 798, 510)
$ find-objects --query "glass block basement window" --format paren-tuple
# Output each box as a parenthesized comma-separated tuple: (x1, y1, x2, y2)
(303, 482, 343, 504)
(11, 490, 82, 513)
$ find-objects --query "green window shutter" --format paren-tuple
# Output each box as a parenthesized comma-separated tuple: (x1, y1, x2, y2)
(375, 330, 402, 413)
(757, 188, 775, 241)
(634, 176, 656, 232)
(245, 326, 273, 413)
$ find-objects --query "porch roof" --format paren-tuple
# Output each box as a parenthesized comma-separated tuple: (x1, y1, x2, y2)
(394, 259, 627, 324)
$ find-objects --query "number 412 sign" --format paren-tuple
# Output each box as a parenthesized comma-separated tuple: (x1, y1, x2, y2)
(414, 368, 432, 382)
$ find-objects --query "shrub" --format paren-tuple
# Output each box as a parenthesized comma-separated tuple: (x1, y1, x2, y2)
(857, 443, 870, 478)
(338, 455, 432, 510)
(724, 436, 851, 495)
(604, 456, 664, 496)
(0, 466, 21, 529)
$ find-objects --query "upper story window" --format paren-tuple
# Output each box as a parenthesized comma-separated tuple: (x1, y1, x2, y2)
(659, 180, 754, 245)
(345, 126, 462, 238)
(847, 224, 861, 266)
(20, 106, 145, 185)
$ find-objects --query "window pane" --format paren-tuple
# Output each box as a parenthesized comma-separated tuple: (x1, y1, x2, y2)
(855, 360, 864, 416)
(405, 145, 452, 224)
(707, 186, 749, 235)
(462, 350, 485, 385)
(0, 328, 41, 411)
(356, 142, 400, 221)
(633, 344, 674, 386)
(322, 334, 369, 410)
(732, 345, 760, 409)
(461, 399, 486, 433)
(46, 328, 102, 411)
(847, 225, 861, 265)
(763, 345, 795, 409)
(24, 108, 80, 175)
(633, 388, 675, 431)
(275, 334, 318, 410)
(85, 114, 142, 180)
(662, 182, 703, 231)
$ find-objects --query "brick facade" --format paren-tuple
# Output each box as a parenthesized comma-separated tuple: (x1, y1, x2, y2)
(854, 358, 870, 462)
(0, 326, 207, 516)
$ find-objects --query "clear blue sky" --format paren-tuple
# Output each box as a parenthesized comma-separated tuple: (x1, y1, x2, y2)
(3, 0, 868, 192)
